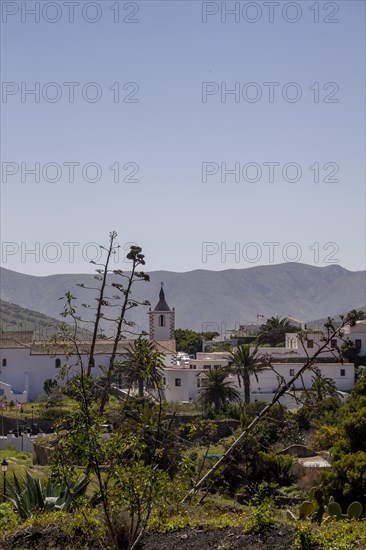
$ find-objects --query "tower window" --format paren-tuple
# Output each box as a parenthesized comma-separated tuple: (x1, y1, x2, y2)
(2, 359, 7, 367)
(340, 369, 345, 377)
(55, 358, 61, 368)
(175, 378, 181, 387)
(159, 315, 165, 327)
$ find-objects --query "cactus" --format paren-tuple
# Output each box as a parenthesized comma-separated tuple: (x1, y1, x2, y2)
(328, 501, 342, 519)
(347, 501, 363, 519)
(299, 501, 314, 519)
(289, 494, 364, 524)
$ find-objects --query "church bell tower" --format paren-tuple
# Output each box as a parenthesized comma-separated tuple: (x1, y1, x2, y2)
(148, 284, 175, 340)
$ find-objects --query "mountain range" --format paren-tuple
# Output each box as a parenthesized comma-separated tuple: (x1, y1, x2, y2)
(0, 263, 365, 335)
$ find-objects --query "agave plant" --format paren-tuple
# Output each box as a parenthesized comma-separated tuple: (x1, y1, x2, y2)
(8, 470, 90, 519)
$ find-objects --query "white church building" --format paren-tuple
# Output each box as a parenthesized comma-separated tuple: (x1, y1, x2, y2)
(0, 285, 364, 405)
(0, 285, 176, 402)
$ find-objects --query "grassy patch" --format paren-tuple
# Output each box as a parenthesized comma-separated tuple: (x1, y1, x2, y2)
(0, 448, 49, 483)
(3, 398, 77, 420)
(294, 520, 366, 549)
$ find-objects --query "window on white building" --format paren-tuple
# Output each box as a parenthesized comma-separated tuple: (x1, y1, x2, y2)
(289, 369, 295, 376)
(355, 339, 362, 349)
(175, 378, 181, 387)
(307, 339, 314, 349)
(2, 358, 7, 367)
(203, 365, 211, 369)
(340, 369, 345, 377)
(159, 315, 165, 327)
(331, 339, 337, 349)
(55, 358, 61, 368)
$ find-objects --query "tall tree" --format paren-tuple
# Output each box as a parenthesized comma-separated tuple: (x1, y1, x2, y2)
(123, 337, 164, 398)
(309, 374, 339, 403)
(256, 316, 297, 346)
(198, 367, 240, 411)
(228, 345, 266, 404)
(51, 233, 153, 548)
(175, 329, 219, 356)
(347, 309, 365, 321)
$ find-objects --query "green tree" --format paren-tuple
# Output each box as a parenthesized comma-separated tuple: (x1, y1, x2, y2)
(341, 340, 361, 362)
(228, 345, 266, 404)
(308, 374, 339, 403)
(346, 308, 366, 321)
(198, 367, 240, 411)
(322, 451, 366, 507)
(320, 376, 366, 506)
(174, 329, 219, 356)
(123, 337, 164, 399)
(43, 378, 58, 395)
(256, 316, 297, 346)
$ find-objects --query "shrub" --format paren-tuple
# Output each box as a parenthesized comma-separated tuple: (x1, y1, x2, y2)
(310, 425, 342, 452)
(244, 502, 276, 535)
(254, 452, 294, 486)
(0, 502, 19, 533)
(321, 450, 366, 507)
(294, 524, 321, 550)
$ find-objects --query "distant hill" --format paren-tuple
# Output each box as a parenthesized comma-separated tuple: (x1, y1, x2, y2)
(0, 263, 365, 335)
(0, 299, 91, 339)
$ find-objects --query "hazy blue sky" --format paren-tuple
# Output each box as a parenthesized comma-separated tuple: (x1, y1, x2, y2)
(1, 0, 365, 275)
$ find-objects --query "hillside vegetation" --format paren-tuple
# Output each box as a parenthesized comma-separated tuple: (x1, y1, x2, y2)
(0, 299, 62, 337)
(0, 299, 91, 339)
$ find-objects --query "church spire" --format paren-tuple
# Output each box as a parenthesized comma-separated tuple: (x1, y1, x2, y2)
(154, 283, 171, 311)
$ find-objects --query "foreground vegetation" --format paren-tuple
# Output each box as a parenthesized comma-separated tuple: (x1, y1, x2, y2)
(1, 374, 365, 548)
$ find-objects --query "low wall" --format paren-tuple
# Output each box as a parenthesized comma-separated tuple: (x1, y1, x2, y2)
(0, 433, 48, 453)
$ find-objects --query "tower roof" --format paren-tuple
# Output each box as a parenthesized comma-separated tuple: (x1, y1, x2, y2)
(154, 284, 171, 311)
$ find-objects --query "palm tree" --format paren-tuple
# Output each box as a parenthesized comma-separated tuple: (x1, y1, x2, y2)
(228, 345, 266, 404)
(198, 367, 240, 411)
(310, 374, 339, 403)
(123, 337, 164, 398)
(347, 309, 366, 321)
(256, 316, 297, 346)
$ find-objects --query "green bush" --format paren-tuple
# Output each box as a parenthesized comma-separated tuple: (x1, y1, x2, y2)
(342, 407, 366, 453)
(254, 452, 294, 486)
(321, 451, 366, 507)
(244, 502, 276, 535)
(0, 502, 19, 533)
(294, 525, 321, 550)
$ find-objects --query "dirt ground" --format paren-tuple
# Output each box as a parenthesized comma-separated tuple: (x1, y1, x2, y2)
(139, 524, 295, 550)
(1, 523, 295, 549)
